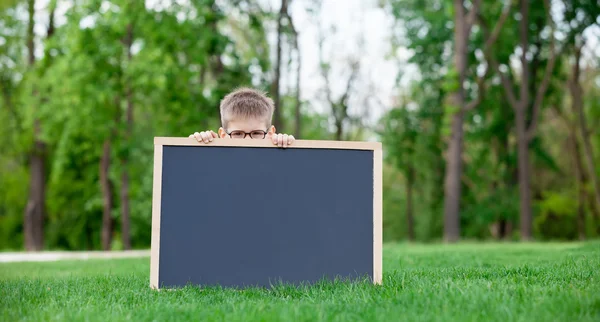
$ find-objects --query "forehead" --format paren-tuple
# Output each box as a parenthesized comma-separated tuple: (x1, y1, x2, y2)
(226, 118, 268, 131)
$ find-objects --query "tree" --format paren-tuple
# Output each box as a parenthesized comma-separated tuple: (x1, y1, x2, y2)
(554, 101, 587, 240)
(480, 0, 600, 240)
(100, 138, 114, 250)
(380, 97, 419, 241)
(0, 0, 29, 250)
(271, 0, 287, 131)
(385, 0, 511, 242)
(319, 56, 360, 141)
(570, 39, 600, 216)
(269, 0, 301, 136)
(311, 0, 367, 142)
(442, 0, 511, 242)
(385, 0, 455, 241)
(22, 0, 267, 251)
(480, 0, 559, 240)
(568, 43, 587, 240)
(378, 75, 448, 242)
(23, 0, 51, 251)
(119, 1, 142, 251)
(284, 1, 301, 138)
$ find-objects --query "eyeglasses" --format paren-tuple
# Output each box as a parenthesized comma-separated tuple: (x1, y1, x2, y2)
(226, 130, 267, 139)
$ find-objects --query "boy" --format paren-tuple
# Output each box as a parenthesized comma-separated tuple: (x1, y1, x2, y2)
(189, 87, 295, 148)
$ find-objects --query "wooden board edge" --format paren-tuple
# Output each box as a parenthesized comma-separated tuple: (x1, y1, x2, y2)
(154, 137, 381, 151)
(373, 148, 383, 285)
(150, 144, 163, 290)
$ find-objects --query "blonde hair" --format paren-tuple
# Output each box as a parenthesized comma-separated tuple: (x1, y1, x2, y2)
(220, 87, 274, 129)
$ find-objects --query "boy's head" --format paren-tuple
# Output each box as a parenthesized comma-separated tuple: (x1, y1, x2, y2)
(218, 87, 276, 139)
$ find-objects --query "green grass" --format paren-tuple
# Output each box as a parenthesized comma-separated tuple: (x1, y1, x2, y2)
(1, 242, 599, 321)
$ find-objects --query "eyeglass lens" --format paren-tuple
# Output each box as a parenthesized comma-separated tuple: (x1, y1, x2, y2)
(229, 131, 266, 139)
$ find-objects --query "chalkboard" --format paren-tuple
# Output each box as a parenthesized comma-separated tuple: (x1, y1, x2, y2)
(150, 137, 382, 289)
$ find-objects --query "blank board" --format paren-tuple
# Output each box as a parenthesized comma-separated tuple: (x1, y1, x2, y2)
(150, 137, 382, 289)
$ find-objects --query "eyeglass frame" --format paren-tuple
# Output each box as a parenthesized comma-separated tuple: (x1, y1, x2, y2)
(225, 129, 268, 139)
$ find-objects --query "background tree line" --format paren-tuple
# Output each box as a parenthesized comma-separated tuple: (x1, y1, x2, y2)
(0, 0, 598, 251)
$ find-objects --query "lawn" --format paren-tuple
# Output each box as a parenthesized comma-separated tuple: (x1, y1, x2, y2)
(1, 242, 599, 321)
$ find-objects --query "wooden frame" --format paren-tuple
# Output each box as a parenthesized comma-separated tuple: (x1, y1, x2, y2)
(150, 137, 383, 289)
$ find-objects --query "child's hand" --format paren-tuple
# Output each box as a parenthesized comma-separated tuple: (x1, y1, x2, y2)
(189, 131, 217, 144)
(271, 133, 295, 148)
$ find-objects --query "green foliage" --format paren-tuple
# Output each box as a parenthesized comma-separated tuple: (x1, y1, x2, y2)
(0, 0, 345, 250)
(378, 80, 446, 242)
(279, 94, 334, 140)
(0, 0, 274, 250)
(1, 0, 599, 249)
(381, 0, 600, 243)
(387, 0, 454, 81)
(0, 157, 27, 250)
(380, 103, 418, 171)
(535, 191, 579, 241)
(441, 66, 460, 93)
(461, 187, 520, 239)
(381, 164, 405, 241)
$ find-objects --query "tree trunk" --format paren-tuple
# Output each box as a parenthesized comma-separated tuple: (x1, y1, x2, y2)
(271, 0, 287, 131)
(429, 113, 445, 240)
(489, 142, 502, 240)
(502, 99, 515, 240)
(570, 133, 587, 240)
(26, 0, 34, 66)
(443, 109, 464, 242)
(24, 0, 46, 251)
(566, 47, 588, 240)
(516, 0, 533, 241)
(588, 191, 600, 235)
(100, 140, 113, 250)
(568, 45, 600, 235)
(570, 45, 600, 213)
(25, 128, 46, 251)
(284, 8, 301, 138)
(515, 103, 532, 240)
(335, 118, 343, 141)
(207, 1, 224, 78)
(406, 165, 415, 241)
(294, 34, 301, 138)
(497, 103, 514, 240)
(442, 0, 469, 243)
(120, 23, 134, 250)
(120, 165, 131, 249)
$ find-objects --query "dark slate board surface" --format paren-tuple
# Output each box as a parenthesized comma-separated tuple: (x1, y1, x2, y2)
(158, 145, 374, 288)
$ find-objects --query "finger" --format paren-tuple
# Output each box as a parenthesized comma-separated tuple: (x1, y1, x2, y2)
(210, 131, 218, 139)
(278, 134, 283, 147)
(201, 132, 211, 143)
(288, 135, 295, 146)
(193, 132, 202, 142)
(282, 134, 288, 148)
(272, 133, 278, 145)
